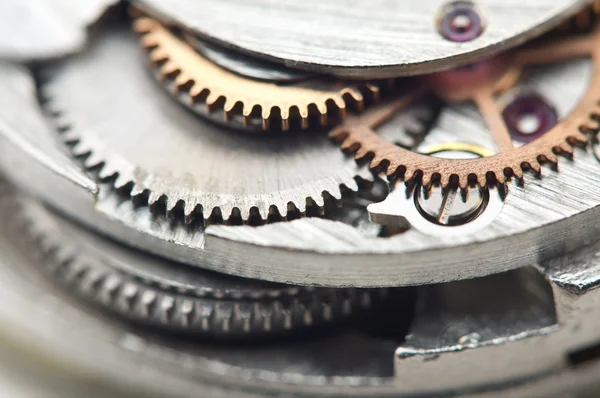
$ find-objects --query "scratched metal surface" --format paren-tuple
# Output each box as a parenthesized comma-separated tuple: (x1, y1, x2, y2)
(2, 57, 600, 287)
(135, 0, 588, 77)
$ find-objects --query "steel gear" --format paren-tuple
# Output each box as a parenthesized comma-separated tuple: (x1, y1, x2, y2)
(17, 196, 380, 338)
(39, 24, 431, 223)
(330, 28, 600, 188)
(133, 17, 379, 131)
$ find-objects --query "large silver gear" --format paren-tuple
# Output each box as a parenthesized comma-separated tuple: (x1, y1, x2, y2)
(40, 25, 430, 223)
(18, 196, 378, 338)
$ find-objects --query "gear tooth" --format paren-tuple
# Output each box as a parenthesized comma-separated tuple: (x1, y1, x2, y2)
(113, 174, 131, 190)
(280, 108, 291, 130)
(333, 96, 346, 112)
(184, 201, 197, 219)
(159, 296, 176, 323)
(140, 35, 159, 49)
(356, 146, 370, 159)
(189, 84, 205, 98)
(318, 104, 328, 126)
(439, 173, 450, 187)
(82, 151, 105, 169)
(180, 300, 195, 328)
(242, 103, 255, 117)
(205, 92, 221, 112)
(403, 167, 415, 181)
(166, 197, 179, 213)
(119, 283, 139, 310)
(339, 138, 355, 151)
(261, 108, 272, 130)
(298, 107, 309, 129)
(159, 61, 179, 77)
(571, 131, 588, 143)
(148, 191, 163, 205)
(344, 178, 359, 192)
(173, 73, 191, 88)
(130, 184, 146, 197)
(96, 163, 118, 180)
(261, 107, 272, 120)
(133, 17, 155, 33)
(344, 88, 364, 104)
(220, 205, 234, 221)
(558, 142, 574, 154)
(223, 99, 237, 113)
(529, 159, 541, 173)
(495, 172, 507, 184)
(365, 84, 380, 101)
(510, 167, 523, 180)
(256, 204, 270, 220)
(422, 173, 433, 187)
(545, 152, 558, 164)
(201, 206, 213, 221)
(310, 195, 325, 208)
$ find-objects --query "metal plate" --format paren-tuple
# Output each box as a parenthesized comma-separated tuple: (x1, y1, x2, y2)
(2, 186, 600, 397)
(0, 0, 117, 61)
(134, 0, 589, 78)
(3, 59, 600, 287)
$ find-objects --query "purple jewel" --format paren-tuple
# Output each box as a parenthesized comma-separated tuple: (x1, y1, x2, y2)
(502, 95, 558, 144)
(439, 2, 483, 43)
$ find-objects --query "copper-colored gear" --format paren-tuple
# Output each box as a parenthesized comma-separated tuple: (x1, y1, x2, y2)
(559, 0, 600, 31)
(133, 17, 379, 131)
(330, 28, 600, 188)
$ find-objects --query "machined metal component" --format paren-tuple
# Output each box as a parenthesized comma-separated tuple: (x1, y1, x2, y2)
(0, 0, 117, 61)
(39, 25, 383, 223)
(331, 29, 598, 188)
(2, 178, 600, 396)
(135, 17, 378, 131)
(183, 33, 317, 83)
(18, 197, 376, 338)
(2, 53, 600, 288)
(132, 0, 589, 78)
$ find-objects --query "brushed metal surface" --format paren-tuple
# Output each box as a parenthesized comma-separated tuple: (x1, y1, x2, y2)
(135, 0, 589, 78)
(2, 53, 600, 287)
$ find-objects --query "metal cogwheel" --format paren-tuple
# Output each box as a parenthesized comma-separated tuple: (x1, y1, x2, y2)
(15, 195, 382, 338)
(38, 23, 432, 224)
(133, 16, 381, 132)
(330, 27, 600, 188)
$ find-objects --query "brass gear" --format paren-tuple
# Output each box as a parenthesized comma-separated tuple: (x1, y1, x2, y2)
(133, 17, 379, 131)
(330, 28, 600, 188)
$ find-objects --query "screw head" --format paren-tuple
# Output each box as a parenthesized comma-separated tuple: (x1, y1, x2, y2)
(502, 94, 558, 143)
(439, 2, 483, 43)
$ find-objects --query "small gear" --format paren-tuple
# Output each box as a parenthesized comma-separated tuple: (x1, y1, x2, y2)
(330, 28, 600, 188)
(133, 17, 379, 131)
(17, 196, 381, 338)
(39, 24, 431, 223)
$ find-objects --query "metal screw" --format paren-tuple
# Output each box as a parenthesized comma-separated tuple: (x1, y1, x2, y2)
(439, 2, 483, 43)
(502, 94, 558, 144)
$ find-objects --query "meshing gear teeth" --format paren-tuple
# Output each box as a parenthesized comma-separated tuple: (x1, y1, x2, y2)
(39, 24, 430, 224)
(134, 17, 379, 132)
(17, 197, 382, 338)
(330, 28, 600, 189)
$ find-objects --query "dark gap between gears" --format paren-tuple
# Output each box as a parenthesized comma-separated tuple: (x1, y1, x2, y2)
(568, 342, 600, 366)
